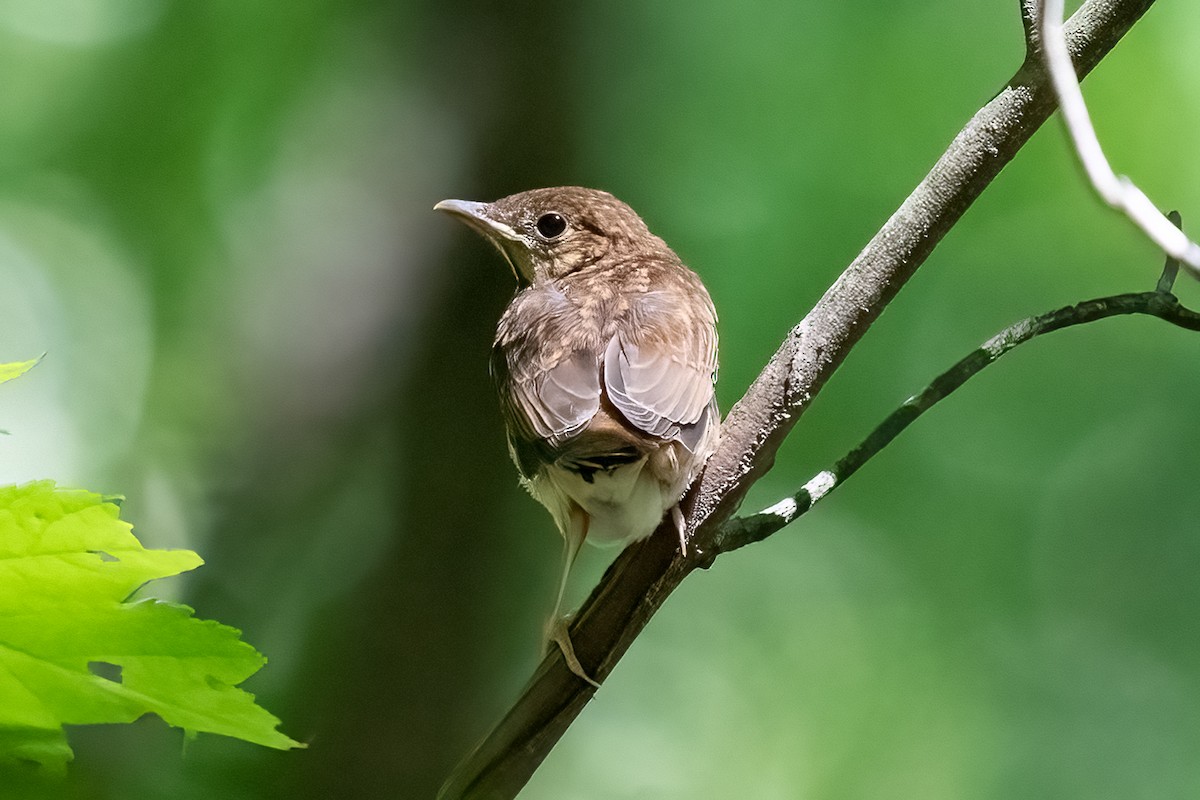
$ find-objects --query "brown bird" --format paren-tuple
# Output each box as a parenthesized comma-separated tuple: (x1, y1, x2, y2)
(435, 187, 719, 684)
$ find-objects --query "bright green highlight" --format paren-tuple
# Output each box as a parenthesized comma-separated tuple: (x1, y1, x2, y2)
(0, 481, 302, 773)
(0, 358, 39, 386)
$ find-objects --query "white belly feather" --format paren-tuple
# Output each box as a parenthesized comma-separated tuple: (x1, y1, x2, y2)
(519, 439, 693, 548)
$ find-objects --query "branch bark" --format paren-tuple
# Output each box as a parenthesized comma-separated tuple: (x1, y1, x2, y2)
(438, 1, 1159, 796)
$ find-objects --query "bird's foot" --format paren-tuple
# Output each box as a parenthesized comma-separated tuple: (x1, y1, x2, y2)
(544, 615, 601, 688)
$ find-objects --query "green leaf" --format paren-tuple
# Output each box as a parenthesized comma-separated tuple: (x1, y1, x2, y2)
(0, 481, 302, 773)
(0, 358, 40, 386)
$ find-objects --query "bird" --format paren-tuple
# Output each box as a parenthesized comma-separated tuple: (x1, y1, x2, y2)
(434, 187, 719, 685)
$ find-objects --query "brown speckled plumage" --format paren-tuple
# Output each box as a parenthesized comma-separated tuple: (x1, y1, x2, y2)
(436, 187, 719, 683)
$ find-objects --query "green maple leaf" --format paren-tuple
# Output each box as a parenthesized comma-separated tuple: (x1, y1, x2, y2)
(0, 481, 302, 773)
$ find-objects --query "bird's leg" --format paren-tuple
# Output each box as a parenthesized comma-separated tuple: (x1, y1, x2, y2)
(546, 619, 600, 689)
(544, 508, 600, 687)
(671, 504, 687, 557)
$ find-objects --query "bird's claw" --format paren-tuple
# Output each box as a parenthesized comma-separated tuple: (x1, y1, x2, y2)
(671, 504, 687, 557)
(545, 615, 601, 688)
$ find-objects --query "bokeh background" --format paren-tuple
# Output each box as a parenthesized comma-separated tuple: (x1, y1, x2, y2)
(2, 1, 1199, 798)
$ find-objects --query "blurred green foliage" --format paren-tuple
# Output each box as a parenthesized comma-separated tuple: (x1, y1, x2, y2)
(1, 0, 1198, 798)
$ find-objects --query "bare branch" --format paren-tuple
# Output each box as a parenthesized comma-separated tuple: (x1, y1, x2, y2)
(438, 1, 1160, 797)
(1020, 0, 1042, 58)
(688, 0, 1158, 542)
(1156, 211, 1183, 293)
(1041, 0, 1200, 276)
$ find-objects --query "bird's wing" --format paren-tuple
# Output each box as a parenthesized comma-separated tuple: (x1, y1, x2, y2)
(491, 327, 602, 479)
(604, 287, 718, 452)
(491, 284, 603, 445)
(498, 348, 600, 443)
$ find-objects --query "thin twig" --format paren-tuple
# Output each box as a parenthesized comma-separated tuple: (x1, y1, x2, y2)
(1041, 0, 1200, 276)
(1156, 210, 1183, 293)
(717, 282, 1200, 554)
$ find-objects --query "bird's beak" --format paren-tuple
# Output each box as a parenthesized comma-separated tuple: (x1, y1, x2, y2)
(435, 199, 526, 283)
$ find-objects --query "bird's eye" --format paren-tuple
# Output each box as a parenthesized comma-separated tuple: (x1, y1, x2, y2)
(535, 212, 567, 240)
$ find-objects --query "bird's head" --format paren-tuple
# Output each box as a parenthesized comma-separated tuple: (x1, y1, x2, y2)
(435, 186, 673, 283)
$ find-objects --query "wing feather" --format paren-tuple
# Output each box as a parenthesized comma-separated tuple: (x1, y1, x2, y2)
(494, 349, 599, 444)
(492, 267, 719, 481)
(604, 286, 718, 451)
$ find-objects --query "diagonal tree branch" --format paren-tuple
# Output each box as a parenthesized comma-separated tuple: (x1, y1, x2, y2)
(438, 1, 1159, 797)
(689, 0, 1156, 541)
